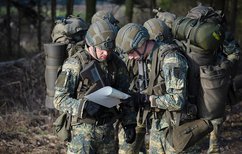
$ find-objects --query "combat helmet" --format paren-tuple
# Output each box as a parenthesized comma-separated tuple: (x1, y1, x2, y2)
(85, 19, 118, 51)
(91, 10, 119, 25)
(153, 9, 176, 29)
(115, 23, 149, 54)
(51, 16, 89, 43)
(143, 18, 172, 42)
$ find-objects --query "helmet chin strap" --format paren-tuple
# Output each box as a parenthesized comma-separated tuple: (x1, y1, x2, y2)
(137, 41, 148, 61)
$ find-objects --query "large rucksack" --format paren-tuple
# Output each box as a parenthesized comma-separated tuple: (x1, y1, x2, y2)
(44, 16, 88, 108)
(172, 5, 231, 120)
(51, 16, 89, 44)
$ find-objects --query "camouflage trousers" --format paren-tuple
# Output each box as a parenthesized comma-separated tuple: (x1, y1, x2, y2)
(67, 122, 116, 154)
(118, 123, 147, 154)
(149, 119, 176, 154)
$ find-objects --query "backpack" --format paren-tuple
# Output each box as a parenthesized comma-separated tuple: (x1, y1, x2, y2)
(51, 16, 89, 44)
(44, 16, 88, 108)
(172, 5, 233, 120)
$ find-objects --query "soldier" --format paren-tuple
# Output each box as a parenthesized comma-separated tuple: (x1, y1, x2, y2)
(91, 10, 119, 27)
(118, 18, 176, 154)
(155, 8, 241, 154)
(208, 32, 241, 154)
(116, 23, 188, 153)
(51, 16, 89, 57)
(53, 20, 136, 154)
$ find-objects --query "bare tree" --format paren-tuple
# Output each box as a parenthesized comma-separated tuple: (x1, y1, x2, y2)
(85, 0, 96, 23)
(150, 0, 156, 17)
(51, 0, 56, 31)
(37, 0, 42, 51)
(230, 0, 238, 34)
(125, 0, 134, 23)
(17, 7, 22, 57)
(210, 0, 226, 12)
(66, 0, 74, 17)
(6, 0, 12, 56)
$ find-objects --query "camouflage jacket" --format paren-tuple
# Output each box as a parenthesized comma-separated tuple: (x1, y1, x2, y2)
(126, 42, 188, 129)
(53, 49, 136, 126)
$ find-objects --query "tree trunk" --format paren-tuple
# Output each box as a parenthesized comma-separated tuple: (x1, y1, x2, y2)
(17, 8, 21, 57)
(85, 0, 96, 23)
(125, 0, 134, 23)
(37, 0, 42, 51)
(230, 0, 238, 34)
(51, 0, 56, 31)
(211, 0, 226, 12)
(150, 0, 156, 17)
(66, 0, 74, 17)
(6, 0, 12, 56)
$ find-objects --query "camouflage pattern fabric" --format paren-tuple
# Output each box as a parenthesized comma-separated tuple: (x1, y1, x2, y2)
(118, 124, 146, 154)
(53, 50, 136, 153)
(148, 46, 188, 154)
(67, 123, 116, 154)
(149, 119, 176, 154)
(148, 48, 188, 113)
(119, 42, 188, 153)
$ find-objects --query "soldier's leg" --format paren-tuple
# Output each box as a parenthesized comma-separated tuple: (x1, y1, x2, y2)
(207, 118, 224, 154)
(149, 119, 177, 154)
(119, 123, 146, 154)
(95, 123, 117, 154)
(67, 123, 93, 154)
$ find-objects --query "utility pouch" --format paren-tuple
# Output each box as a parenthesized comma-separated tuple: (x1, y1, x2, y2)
(53, 112, 72, 141)
(198, 61, 230, 120)
(166, 119, 213, 153)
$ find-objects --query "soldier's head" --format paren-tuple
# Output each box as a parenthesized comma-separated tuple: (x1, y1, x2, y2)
(154, 10, 176, 29)
(92, 10, 119, 26)
(51, 16, 89, 43)
(143, 18, 172, 42)
(85, 20, 118, 61)
(115, 23, 150, 60)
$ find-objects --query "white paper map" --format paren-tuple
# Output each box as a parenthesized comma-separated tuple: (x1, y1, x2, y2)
(84, 86, 130, 108)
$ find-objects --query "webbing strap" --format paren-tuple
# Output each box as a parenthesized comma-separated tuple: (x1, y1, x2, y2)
(147, 47, 158, 95)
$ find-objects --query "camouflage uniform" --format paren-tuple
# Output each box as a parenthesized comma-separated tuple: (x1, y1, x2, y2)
(53, 20, 136, 154)
(115, 23, 188, 154)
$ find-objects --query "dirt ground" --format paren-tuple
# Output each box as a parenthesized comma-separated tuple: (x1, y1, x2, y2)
(0, 102, 241, 154)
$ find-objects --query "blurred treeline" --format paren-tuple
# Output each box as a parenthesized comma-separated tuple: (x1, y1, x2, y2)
(0, 0, 241, 61)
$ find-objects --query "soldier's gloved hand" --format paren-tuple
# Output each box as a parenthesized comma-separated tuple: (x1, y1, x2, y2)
(85, 101, 101, 117)
(124, 124, 136, 144)
(120, 97, 132, 104)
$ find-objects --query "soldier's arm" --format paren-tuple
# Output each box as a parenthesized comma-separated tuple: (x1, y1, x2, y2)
(114, 56, 137, 126)
(53, 57, 83, 116)
(149, 51, 188, 111)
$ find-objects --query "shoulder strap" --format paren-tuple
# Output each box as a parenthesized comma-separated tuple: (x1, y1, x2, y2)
(147, 44, 179, 95)
(147, 47, 158, 95)
(73, 49, 90, 67)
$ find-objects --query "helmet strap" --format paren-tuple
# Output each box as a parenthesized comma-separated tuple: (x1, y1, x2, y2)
(138, 41, 148, 61)
(93, 47, 98, 59)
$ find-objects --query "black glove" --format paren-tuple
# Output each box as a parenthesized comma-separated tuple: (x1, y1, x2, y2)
(132, 93, 150, 108)
(124, 125, 136, 144)
(85, 101, 101, 117)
